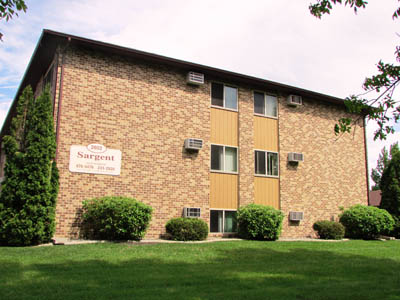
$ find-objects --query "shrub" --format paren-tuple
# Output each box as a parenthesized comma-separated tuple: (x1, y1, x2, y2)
(237, 204, 284, 241)
(81, 196, 152, 241)
(165, 218, 208, 241)
(0, 86, 59, 246)
(339, 205, 394, 240)
(313, 220, 345, 240)
(380, 151, 400, 217)
(390, 215, 400, 239)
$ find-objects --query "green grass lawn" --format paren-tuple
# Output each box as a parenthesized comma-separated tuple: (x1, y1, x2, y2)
(0, 240, 399, 300)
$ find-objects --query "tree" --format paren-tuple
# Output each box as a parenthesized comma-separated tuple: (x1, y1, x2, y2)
(371, 142, 400, 190)
(309, 0, 400, 140)
(380, 151, 400, 217)
(0, 85, 59, 246)
(0, 0, 27, 41)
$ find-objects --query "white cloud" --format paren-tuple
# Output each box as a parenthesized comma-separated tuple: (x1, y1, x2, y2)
(1, 0, 399, 181)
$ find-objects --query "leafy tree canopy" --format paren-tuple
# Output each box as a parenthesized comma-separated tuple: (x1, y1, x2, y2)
(380, 151, 400, 217)
(0, 0, 27, 41)
(310, 0, 400, 140)
(371, 142, 400, 190)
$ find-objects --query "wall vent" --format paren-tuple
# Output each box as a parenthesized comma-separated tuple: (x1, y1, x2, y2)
(287, 95, 303, 106)
(288, 152, 304, 162)
(289, 211, 304, 221)
(186, 72, 204, 85)
(184, 138, 203, 151)
(183, 207, 201, 218)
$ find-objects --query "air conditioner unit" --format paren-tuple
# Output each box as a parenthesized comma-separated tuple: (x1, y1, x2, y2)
(288, 152, 304, 162)
(287, 95, 303, 106)
(183, 207, 201, 218)
(186, 72, 204, 85)
(289, 211, 304, 221)
(184, 138, 203, 151)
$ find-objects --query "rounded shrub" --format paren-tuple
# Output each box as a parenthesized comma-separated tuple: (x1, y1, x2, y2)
(237, 204, 284, 241)
(81, 196, 152, 241)
(313, 220, 345, 240)
(390, 215, 400, 239)
(339, 205, 394, 240)
(165, 218, 208, 241)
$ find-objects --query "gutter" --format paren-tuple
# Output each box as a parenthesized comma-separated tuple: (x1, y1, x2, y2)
(55, 37, 71, 162)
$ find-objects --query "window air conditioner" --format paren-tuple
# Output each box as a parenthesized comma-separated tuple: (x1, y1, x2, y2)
(289, 211, 304, 221)
(184, 138, 203, 151)
(186, 72, 204, 85)
(287, 95, 303, 106)
(288, 152, 304, 162)
(183, 207, 201, 218)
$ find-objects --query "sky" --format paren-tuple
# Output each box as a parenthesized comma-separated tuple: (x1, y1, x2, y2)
(0, 0, 399, 187)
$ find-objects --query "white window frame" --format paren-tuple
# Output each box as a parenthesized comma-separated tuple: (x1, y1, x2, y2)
(254, 149, 279, 178)
(210, 143, 239, 174)
(210, 82, 238, 112)
(210, 209, 237, 233)
(253, 91, 278, 119)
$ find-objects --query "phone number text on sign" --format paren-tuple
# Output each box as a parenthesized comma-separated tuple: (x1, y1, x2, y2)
(69, 144, 121, 176)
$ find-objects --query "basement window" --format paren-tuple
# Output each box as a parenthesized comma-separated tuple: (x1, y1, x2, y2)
(211, 82, 238, 110)
(210, 210, 237, 233)
(255, 150, 279, 177)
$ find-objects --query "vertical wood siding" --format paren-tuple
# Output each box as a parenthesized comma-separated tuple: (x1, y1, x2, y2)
(211, 108, 238, 146)
(210, 173, 238, 209)
(254, 116, 278, 151)
(254, 177, 279, 208)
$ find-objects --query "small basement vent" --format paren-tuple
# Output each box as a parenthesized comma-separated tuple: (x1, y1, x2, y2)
(288, 152, 304, 162)
(186, 72, 204, 85)
(184, 207, 201, 218)
(289, 211, 304, 221)
(287, 95, 303, 106)
(184, 138, 203, 151)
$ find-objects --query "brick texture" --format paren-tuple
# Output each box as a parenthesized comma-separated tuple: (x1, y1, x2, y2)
(53, 47, 211, 238)
(278, 97, 368, 237)
(47, 47, 368, 239)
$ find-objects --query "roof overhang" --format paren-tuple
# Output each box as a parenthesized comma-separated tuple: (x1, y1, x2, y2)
(1, 29, 347, 138)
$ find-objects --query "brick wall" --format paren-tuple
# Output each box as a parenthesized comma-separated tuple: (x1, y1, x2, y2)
(278, 97, 368, 237)
(54, 47, 211, 238)
(52, 46, 368, 239)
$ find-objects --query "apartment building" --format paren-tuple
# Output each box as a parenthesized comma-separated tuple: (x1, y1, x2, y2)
(0, 30, 369, 238)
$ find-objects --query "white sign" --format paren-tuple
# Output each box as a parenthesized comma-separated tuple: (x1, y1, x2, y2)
(69, 144, 121, 175)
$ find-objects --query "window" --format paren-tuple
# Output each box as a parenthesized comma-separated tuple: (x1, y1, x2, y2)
(255, 150, 279, 177)
(211, 144, 238, 173)
(210, 210, 237, 233)
(211, 82, 238, 110)
(254, 91, 277, 118)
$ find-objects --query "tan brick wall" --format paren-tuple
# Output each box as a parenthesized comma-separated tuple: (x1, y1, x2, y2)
(54, 48, 211, 238)
(51, 47, 368, 239)
(238, 88, 254, 206)
(278, 97, 368, 237)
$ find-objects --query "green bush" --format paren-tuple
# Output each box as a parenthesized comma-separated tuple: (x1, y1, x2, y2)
(82, 196, 152, 241)
(237, 204, 284, 241)
(380, 151, 400, 217)
(165, 218, 208, 241)
(0, 86, 59, 246)
(339, 205, 394, 240)
(313, 220, 345, 240)
(390, 215, 400, 239)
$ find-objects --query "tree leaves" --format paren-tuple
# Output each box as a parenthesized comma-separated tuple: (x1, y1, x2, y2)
(309, 0, 368, 19)
(0, 0, 27, 41)
(310, 1, 400, 140)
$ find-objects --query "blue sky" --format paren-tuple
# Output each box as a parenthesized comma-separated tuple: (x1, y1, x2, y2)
(0, 0, 399, 186)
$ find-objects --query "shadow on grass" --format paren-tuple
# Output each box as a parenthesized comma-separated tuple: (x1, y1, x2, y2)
(0, 242, 399, 300)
